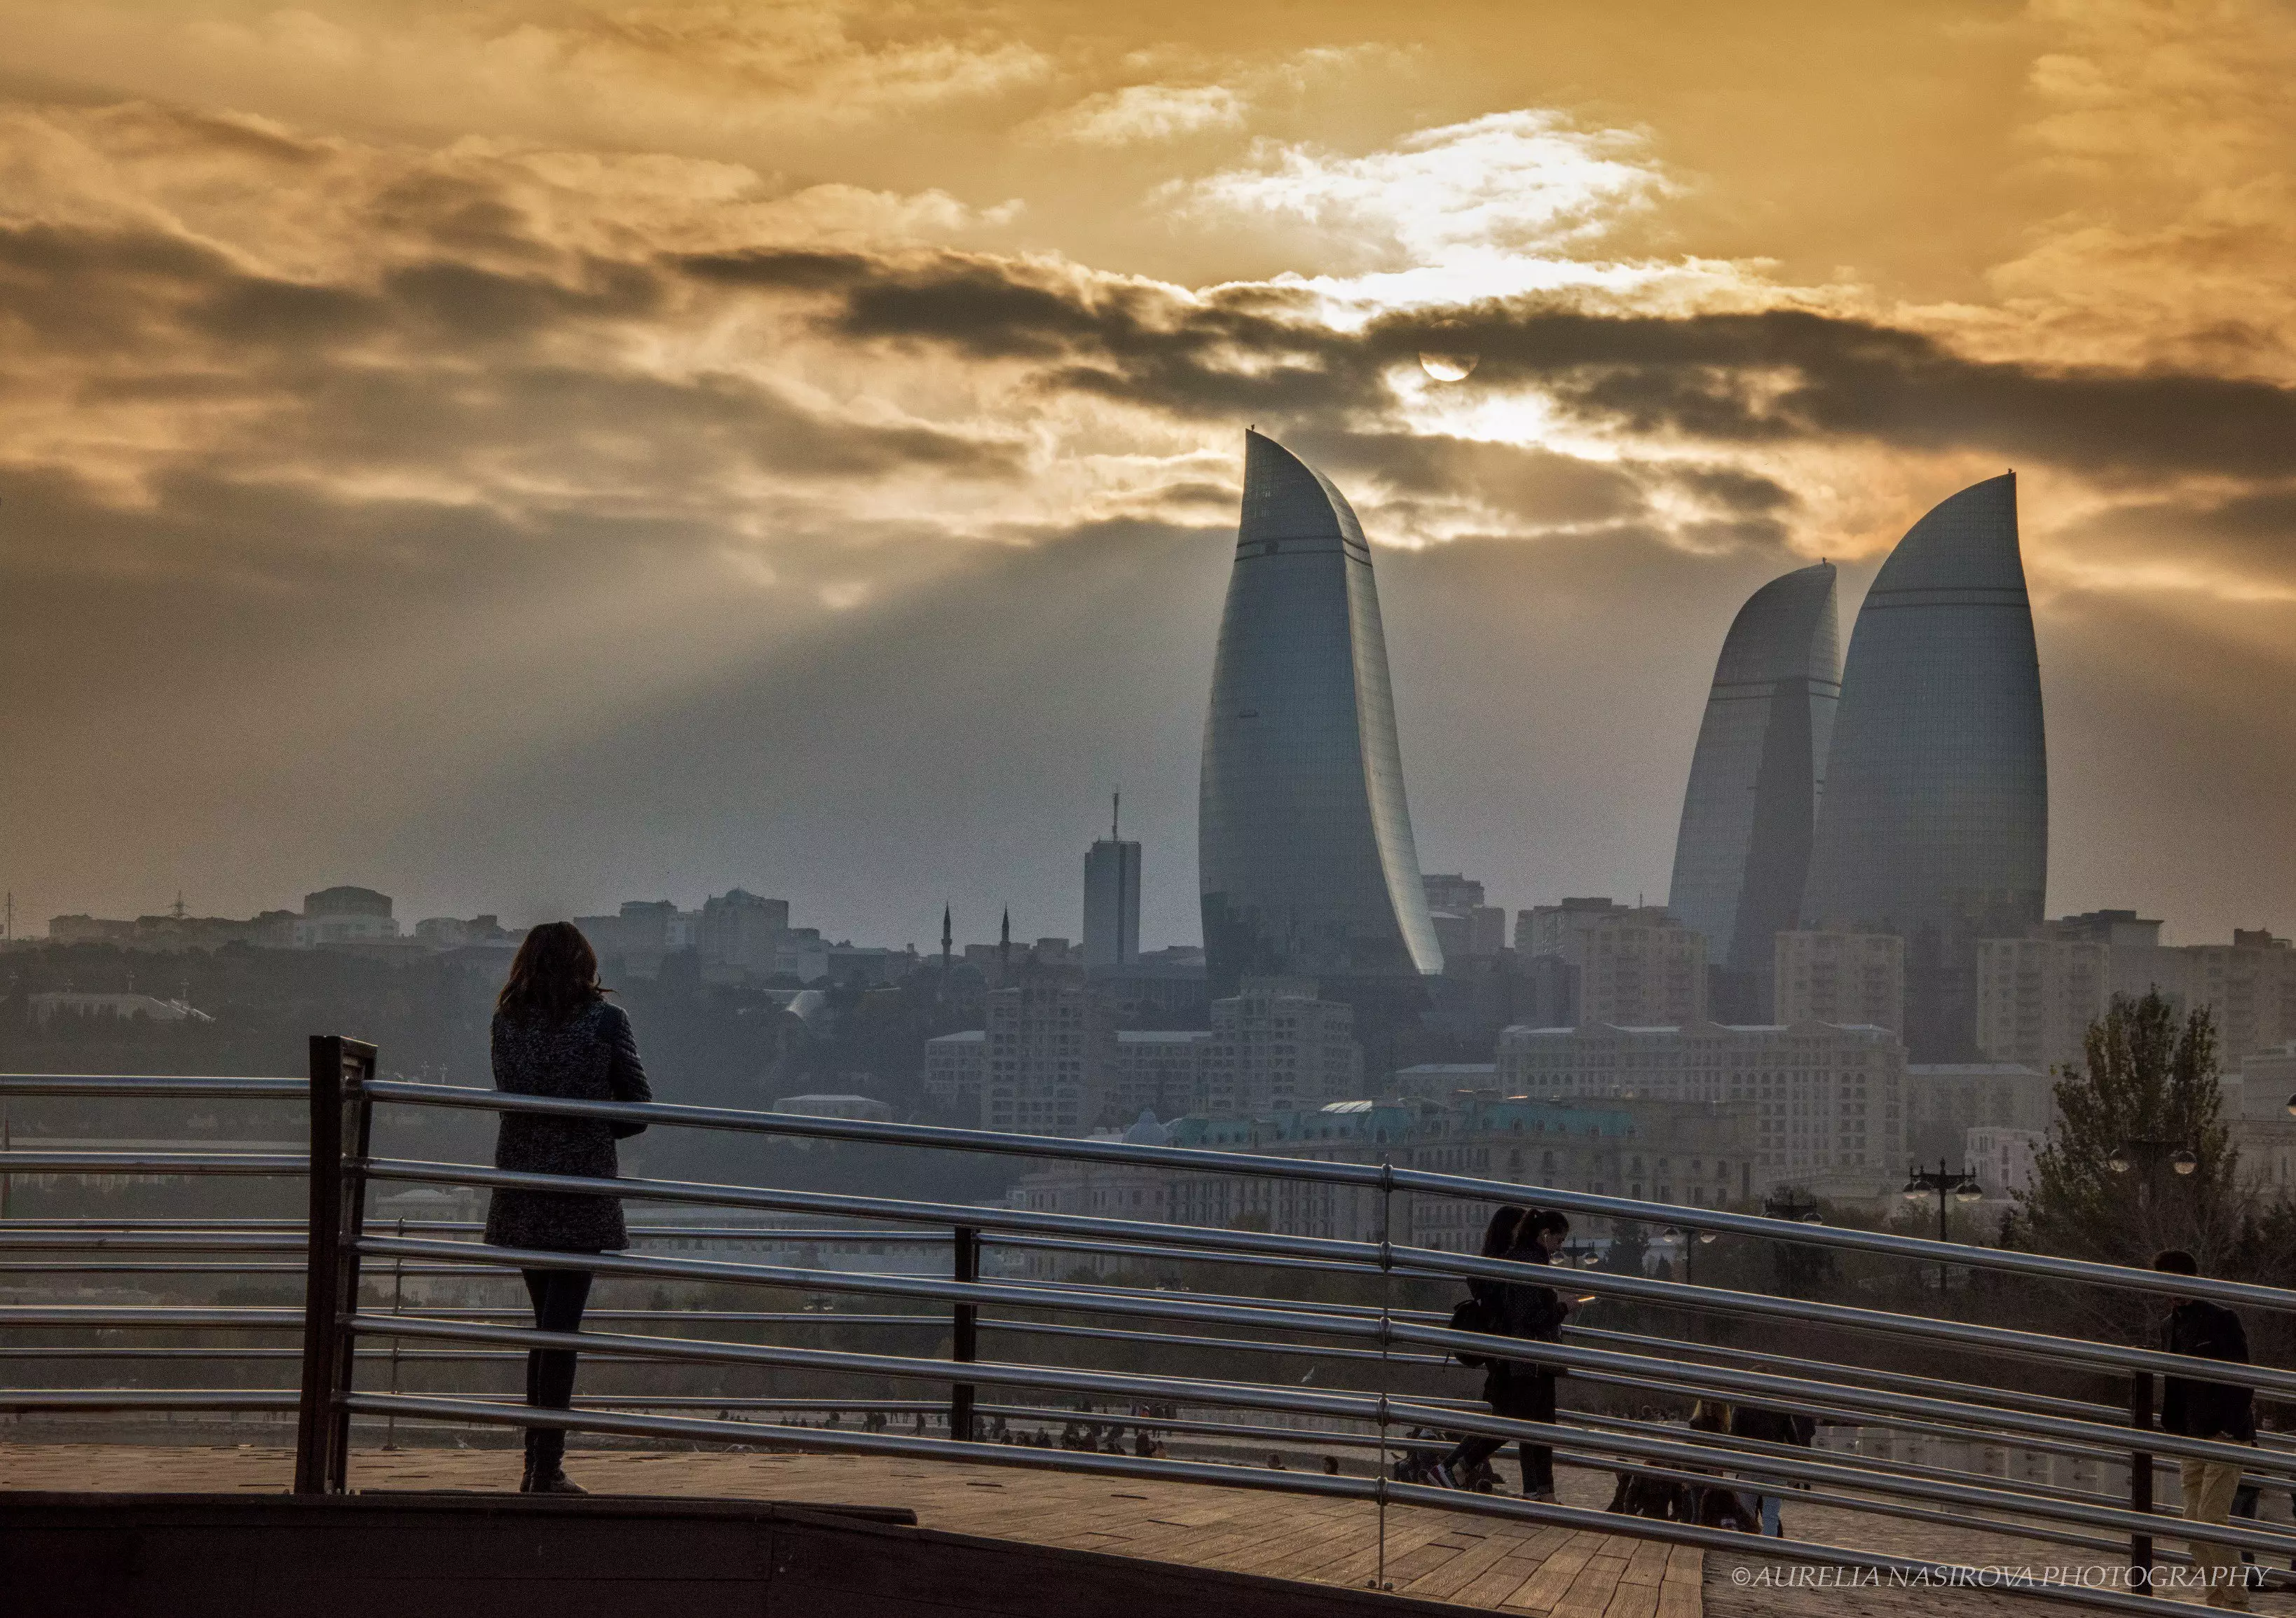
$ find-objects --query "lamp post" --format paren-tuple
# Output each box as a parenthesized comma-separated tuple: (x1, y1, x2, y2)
(1761, 1190, 1824, 1294)
(1660, 1224, 1718, 1286)
(2107, 1137, 2197, 1222)
(1901, 1160, 1985, 1291)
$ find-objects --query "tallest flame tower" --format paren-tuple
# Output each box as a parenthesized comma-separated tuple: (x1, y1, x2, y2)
(1800, 472, 2047, 1059)
(1198, 430, 1443, 996)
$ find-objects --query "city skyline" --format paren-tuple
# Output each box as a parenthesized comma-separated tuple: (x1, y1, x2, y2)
(4, 4, 2295, 952)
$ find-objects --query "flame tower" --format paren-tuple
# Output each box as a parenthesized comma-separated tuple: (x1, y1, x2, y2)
(1800, 473, 2047, 1059)
(1198, 430, 1442, 996)
(1667, 561, 1841, 1022)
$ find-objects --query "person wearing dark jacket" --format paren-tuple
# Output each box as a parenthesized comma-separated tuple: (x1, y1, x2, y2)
(1437, 1207, 1571, 1500)
(2156, 1249, 2255, 1611)
(1729, 1399, 1817, 1537)
(484, 921, 652, 1495)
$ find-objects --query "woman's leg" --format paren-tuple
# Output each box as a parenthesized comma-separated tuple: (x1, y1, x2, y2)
(521, 1268, 594, 1480)
(1515, 1373, 1557, 1497)
(1440, 1369, 1511, 1482)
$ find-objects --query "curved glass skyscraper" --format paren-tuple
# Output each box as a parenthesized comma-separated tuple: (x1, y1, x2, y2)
(1667, 561, 1840, 1022)
(1800, 472, 2047, 1058)
(1198, 430, 1443, 996)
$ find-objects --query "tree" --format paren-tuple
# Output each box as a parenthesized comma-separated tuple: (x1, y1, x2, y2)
(2013, 991, 2241, 1287)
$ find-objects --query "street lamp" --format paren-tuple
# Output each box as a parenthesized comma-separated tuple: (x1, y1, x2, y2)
(2111, 1137, 2197, 1186)
(1761, 1191, 1824, 1294)
(1660, 1224, 1716, 1284)
(1902, 1160, 1984, 1292)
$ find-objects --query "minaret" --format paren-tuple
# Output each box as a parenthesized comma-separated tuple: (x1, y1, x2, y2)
(941, 905, 953, 971)
(999, 908, 1011, 978)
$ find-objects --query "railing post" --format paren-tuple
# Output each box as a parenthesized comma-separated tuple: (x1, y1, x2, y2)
(2130, 1369, 2155, 1581)
(950, 1223, 978, 1442)
(294, 1036, 376, 1495)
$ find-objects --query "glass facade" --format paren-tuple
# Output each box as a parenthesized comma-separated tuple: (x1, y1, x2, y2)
(1198, 430, 1444, 995)
(1800, 474, 2048, 1059)
(1666, 561, 1840, 1021)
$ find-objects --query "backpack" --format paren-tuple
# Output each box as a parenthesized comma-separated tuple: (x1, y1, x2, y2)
(1448, 1292, 1497, 1369)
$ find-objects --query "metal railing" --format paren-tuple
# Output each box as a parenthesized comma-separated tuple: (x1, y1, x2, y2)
(9, 1043, 2296, 1614)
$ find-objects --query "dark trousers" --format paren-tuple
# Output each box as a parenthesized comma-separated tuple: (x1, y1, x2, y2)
(522, 1268, 593, 1474)
(1444, 1369, 1557, 1493)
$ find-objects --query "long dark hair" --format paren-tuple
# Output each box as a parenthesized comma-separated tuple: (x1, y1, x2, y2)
(495, 921, 606, 1022)
(1479, 1204, 1530, 1258)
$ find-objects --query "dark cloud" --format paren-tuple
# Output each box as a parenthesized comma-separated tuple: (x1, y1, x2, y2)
(672, 247, 2296, 482)
(2070, 486, 2296, 578)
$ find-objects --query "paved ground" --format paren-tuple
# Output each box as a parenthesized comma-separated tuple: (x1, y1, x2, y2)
(0, 1442, 1700, 1618)
(10, 1439, 2291, 1614)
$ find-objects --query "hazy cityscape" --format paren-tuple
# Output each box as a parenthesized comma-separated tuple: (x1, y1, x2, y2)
(17, 430, 2296, 1241)
(8, 6, 2296, 1611)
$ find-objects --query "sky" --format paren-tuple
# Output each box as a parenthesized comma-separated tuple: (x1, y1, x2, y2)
(2, 0, 2293, 952)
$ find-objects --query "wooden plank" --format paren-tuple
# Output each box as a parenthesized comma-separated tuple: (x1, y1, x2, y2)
(1601, 1583, 1661, 1618)
(1617, 1539, 1672, 1588)
(1548, 1553, 1630, 1618)
(1400, 1524, 1565, 1603)
(1497, 1531, 1603, 1612)
(1653, 1546, 1702, 1618)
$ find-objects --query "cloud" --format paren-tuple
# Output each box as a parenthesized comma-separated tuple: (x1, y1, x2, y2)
(1160, 110, 1669, 273)
(1024, 83, 1246, 146)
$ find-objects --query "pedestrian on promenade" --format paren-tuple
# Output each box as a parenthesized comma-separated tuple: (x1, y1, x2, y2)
(1437, 1206, 1571, 1500)
(2155, 1248, 2256, 1611)
(482, 921, 653, 1495)
(1728, 1395, 1815, 1537)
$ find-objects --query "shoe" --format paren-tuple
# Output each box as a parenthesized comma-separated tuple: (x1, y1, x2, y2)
(528, 1471, 587, 1495)
(1526, 1489, 1557, 1504)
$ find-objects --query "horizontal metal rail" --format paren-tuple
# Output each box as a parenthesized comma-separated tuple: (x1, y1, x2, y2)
(331, 1391, 2212, 1617)
(357, 1158, 2296, 1403)
(0, 1151, 306, 1174)
(346, 1232, 2296, 1476)
(0, 1390, 302, 1411)
(342, 1310, 2296, 1562)
(0, 1075, 308, 1097)
(359, 1081, 2296, 1315)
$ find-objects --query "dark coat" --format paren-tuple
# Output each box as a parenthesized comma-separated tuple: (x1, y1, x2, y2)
(482, 1001, 652, 1254)
(2161, 1298, 2256, 1442)
(1475, 1242, 1570, 1401)
(1729, 1405, 1817, 1449)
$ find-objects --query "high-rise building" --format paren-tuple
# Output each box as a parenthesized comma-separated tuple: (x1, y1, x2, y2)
(1775, 929, 1904, 1034)
(1974, 935, 2110, 1073)
(1800, 474, 2048, 1060)
(697, 890, 790, 971)
(1667, 562, 1840, 1021)
(1200, 978, 1364, 1116)
(983, 965, 1112, 1137)
(922, 1029, 987, 1120)
(1198, 430, 1442, 995)
(1107, 1029, 1214, 1119)
(1517, 899, 1707, 1027)
(1423, 874, 1508, 962)
(1496, 1019, 1906, 1195)
(1083, 797, 1142, 968)
(2112, 928, 2296, 1060)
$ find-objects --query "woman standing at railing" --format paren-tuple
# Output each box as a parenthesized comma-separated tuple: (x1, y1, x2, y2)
(1436, 1206, 1571, 1500)
(483, 921, 652, 1495)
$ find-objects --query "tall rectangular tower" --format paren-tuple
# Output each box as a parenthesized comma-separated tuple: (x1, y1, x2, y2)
(1083, 795, 1142, 968)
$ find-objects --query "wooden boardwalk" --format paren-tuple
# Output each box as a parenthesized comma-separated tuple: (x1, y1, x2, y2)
(0, 1443, 1700, 1617)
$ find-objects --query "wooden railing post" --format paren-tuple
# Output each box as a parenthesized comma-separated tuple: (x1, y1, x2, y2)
(950, 1224, 979, 1443)
(294, 1036, 376, 1495)
(2129, 1369, 2155, 1581)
